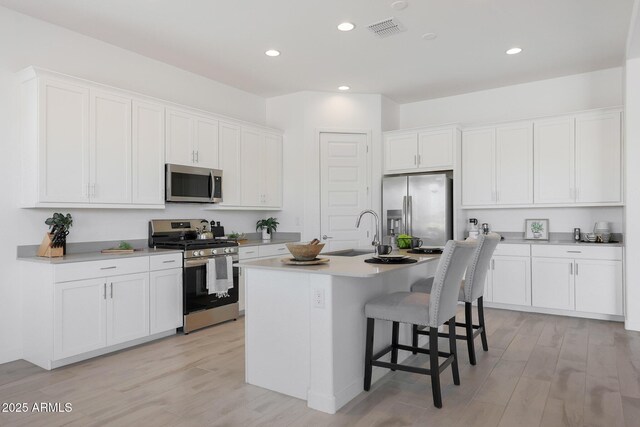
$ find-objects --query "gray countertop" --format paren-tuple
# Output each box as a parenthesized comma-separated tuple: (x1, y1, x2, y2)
(17, 247, 183, 264)
(238, 238, 300, 247)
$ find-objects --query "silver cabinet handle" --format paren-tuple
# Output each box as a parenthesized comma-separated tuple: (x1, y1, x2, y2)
(195, 151, 199, 163)
(413, 155, 417, 165)
(567, 250, 582, 253)
(162, 260, 176, 264)
(103, 283, 106, 300)
(110, 283, 113, 298)
(575, 263, 579, 276)
(245, 250, 256, 254)
(491, 259, 495, 270)
(277, 247, 286, 251)
(322, 235, 333, 240)
(100, 266, 117, 270)
(407, 196, 413, 236)
(192, 150, 195, 163)
(417, 154, 421, 166)
(570, 263, 573, 275)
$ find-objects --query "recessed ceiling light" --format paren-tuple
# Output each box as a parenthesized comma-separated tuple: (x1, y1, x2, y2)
(391, 1, 408, 10)
(265, 49, 280, 57)
(338, 85, 350, 91)
(337, 22, 355, 32)
(421, 32, 437, 41)
(506, 47, 522, 55)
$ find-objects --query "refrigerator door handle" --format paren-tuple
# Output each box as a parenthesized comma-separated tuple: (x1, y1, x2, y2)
(402, 196, 408, 234)
(407, 196, 413, 236)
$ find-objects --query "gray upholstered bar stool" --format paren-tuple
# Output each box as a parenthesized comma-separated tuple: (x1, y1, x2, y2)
(411, 233, 500, 365)
(363, 240, 476, 408)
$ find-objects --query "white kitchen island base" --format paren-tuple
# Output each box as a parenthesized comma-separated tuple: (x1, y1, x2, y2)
(242, 253, 439, 414)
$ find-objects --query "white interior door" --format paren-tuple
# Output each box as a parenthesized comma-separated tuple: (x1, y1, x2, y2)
(320, 132, 370, 251)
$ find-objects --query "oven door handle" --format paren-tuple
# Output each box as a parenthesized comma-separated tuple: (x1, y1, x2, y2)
(185, 259, 209, 268)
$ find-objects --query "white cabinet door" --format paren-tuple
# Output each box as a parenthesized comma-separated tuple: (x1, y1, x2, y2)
(38, 79, 90, 203)
(532, 257, 574, 310)
(384, 133, 417, 173)
(575, 112, 622, 203)
(241, 127, 263, 206)
(462, 128, 495, 206)
(194, 117, 219, 169)
(418, 129, 454, 170)
(534, 117, 575, 204)
(132, 100, 165, 205)
(263, 133, 283, 207)
(575, 260, 623, 315)
(106, 273, 149, 346)
(166, 108, 194, 166)
(54, 278, 107, 359)
(483, 270, 493, 302)
(491, 256, 531, 306)
(219, 121, 242, 206)
(150, 268, 183, 334)
(89, 90, 132, 204)
(496, 123, 533, 205)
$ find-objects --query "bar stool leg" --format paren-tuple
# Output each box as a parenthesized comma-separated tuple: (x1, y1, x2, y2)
(448, 315, 460, 386)
(429, 327, 442, 408)
(465, 302, 477, 365)
(412, 324, 418, 355)
(391, 321, 399, 370)
(364, 318, 375, 391)
(478, 296, 489, 351)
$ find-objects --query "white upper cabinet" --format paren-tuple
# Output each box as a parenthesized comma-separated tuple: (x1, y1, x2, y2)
(418, 128, 455, 170)
(241, 127, 263, 206)
(263, 133, 283, 208)
(534, 117, 575, 204)
(240, 127, 283, 208)
(35, 78, 90, 204)
(132, 100, 165, 205)
(384, 133, 417, 173)
(384, 127, 457, 174)
(495, 123, 533, 205)
(461, 128, 496, 206)
(166, 107, 219, 168)
(575, 111, 622, 204)
(89, 90, 132, 204)
(218, 121, 242, 206)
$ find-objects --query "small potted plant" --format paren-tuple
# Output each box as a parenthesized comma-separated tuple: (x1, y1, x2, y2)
(38, 213, 73, 257)
(256, 217, 279, 240)
(531, 221, 544, 239)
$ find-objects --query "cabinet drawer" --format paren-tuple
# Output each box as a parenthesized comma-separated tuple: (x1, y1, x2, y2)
(55, 257, 149, 283)
(239, 246, 260, 260)
(149, 253, 183, 271)
(531, 245, 622, 260)
(259, 244, 290, 258)
(493, 243, 530, 257)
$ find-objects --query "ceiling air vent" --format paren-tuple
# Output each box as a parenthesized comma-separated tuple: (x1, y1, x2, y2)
(367, 17, 406, 38)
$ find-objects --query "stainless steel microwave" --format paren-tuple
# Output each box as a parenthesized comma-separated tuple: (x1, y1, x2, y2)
(165, 164, 223, 203)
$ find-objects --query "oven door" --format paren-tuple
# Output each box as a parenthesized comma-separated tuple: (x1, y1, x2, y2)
(166, 164, 223, 203)
(183, 256, 239, 314)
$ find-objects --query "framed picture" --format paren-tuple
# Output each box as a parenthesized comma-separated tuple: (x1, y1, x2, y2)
(525, 219, 549, 240)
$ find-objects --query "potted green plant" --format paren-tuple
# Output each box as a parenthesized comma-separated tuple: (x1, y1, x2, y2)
(530, 221, 544, 239)
(45, 212, 73, 254)
(256, 217, 279, 240)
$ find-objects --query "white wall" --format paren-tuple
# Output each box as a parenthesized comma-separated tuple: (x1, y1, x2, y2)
(266, 91, 383, 242)
(399, 67, 624, 129)
(0, 7, 268, 363)
(624, 1, 640, 331)
(381, 96, 400, 132)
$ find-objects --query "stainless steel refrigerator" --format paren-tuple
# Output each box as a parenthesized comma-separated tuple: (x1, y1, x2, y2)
(382, 173, 453, 247)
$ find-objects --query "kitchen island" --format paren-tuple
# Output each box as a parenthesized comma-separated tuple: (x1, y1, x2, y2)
(239, 250, 440, 414)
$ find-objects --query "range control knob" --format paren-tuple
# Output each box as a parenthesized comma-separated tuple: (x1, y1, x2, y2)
(223, 248, 231, 254)
(211, 249, 218, 255)
(194, 250, 202, 257)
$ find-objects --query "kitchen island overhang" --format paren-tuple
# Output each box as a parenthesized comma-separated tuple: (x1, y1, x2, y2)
(240, 252, 440, 414)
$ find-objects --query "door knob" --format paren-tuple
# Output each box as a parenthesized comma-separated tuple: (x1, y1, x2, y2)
(322, 235, 333, 240)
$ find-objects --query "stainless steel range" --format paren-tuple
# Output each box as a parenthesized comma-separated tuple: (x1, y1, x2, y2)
(149, 219, 239, 333)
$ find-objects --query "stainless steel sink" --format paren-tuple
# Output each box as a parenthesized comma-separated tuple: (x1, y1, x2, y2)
(325, 249, 373, 257)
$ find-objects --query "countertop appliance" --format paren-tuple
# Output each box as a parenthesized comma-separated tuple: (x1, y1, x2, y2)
(165, 164, 223, 203)
(149, 219, 239, 333)
(382, 173, 453, 248)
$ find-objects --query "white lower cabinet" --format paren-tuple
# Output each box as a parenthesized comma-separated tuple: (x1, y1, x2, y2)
(532, 257, 574, 310)
(150, 268, 183, 334)
(490, 256, 531, 306)
(107, 273, 150, 346)
(575, 260, 623, 316)
(54, 278, 107, 360)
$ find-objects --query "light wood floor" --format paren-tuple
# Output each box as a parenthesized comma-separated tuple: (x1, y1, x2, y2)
(1, 307, 640, 426)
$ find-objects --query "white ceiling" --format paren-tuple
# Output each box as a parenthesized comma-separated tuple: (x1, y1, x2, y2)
(0, 0, 633, 103)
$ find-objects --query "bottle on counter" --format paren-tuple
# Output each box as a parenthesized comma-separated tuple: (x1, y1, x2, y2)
(482, 223, 490, 235)
(468, 218, 479, 240)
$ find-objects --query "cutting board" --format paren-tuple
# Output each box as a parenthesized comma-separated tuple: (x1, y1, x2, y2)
(101, 248, 136, 254)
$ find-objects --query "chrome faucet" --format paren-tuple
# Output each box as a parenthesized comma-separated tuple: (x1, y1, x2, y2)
(355, 209, 380, 251)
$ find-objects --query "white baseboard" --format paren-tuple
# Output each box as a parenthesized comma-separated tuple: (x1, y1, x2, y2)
(484, 302, 624, 322)
(624, 319, 640, 331)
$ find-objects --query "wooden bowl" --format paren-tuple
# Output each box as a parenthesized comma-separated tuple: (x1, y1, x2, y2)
(286, 242, 325, 261)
